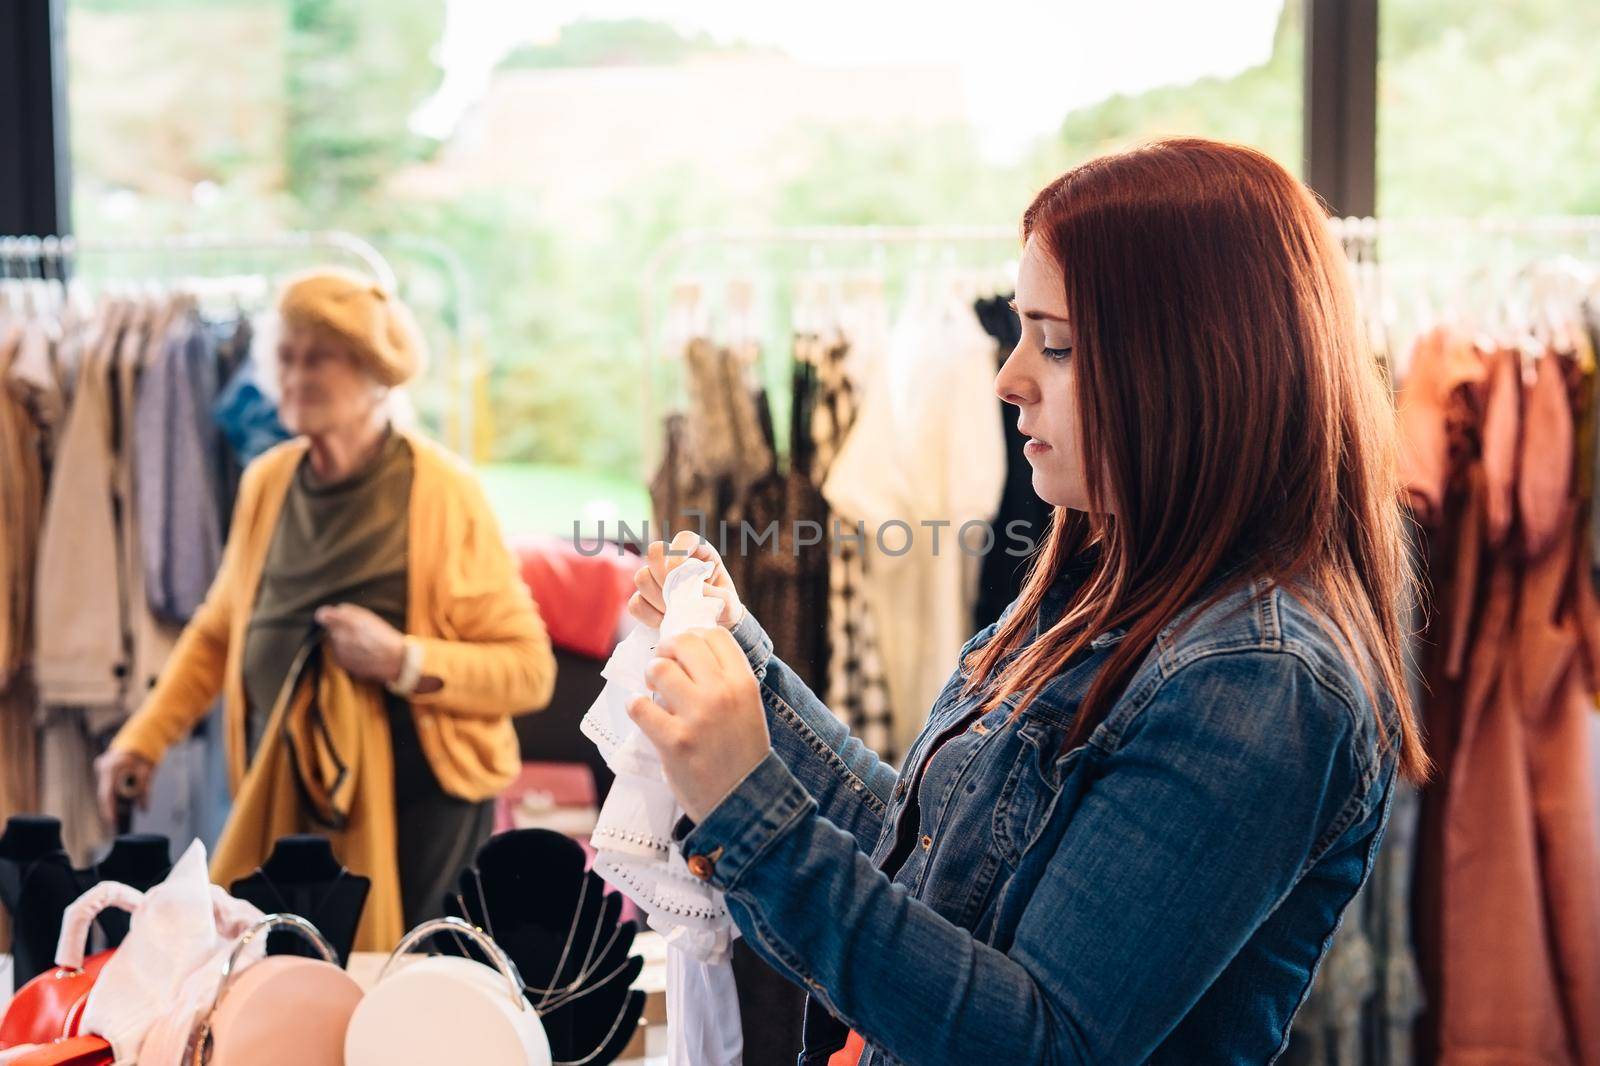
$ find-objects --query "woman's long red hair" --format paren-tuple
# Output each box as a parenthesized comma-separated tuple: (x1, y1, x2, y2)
(966, 138, 1431, 784)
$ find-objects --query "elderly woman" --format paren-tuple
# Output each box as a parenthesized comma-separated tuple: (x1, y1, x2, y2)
(95, 268, 555, 949)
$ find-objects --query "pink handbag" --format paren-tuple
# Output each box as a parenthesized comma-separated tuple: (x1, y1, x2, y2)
(139, 914, 362, 1066)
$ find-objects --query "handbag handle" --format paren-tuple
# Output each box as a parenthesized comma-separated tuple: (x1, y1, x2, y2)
(53, 882, 145, 972)
(218, 912, 338, 988)
(377, 917, 531, 1014)
(184, 914, 340, 1066)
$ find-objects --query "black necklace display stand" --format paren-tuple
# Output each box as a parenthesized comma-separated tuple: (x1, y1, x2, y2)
(447, 829, 644, 1066)
(230, 835, 369, 966)
(0, 815, 78, 986)
(87, 833, 172, 946)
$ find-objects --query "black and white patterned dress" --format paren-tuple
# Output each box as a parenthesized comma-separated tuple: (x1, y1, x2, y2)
(807, 332, 897, 765)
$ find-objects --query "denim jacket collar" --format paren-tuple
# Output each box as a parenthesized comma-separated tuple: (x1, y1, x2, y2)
(1017, 553, 1258, 721)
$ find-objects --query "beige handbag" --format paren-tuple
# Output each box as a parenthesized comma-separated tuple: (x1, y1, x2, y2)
(142, 914, 362, 1066)
(344, 917, 553, 1066)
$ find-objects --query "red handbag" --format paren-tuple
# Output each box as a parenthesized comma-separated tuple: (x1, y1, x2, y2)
(0, 883, 144, 1049)
(0, 1035, 114, 1065)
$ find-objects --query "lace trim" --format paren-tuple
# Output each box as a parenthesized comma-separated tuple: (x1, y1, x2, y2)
(594, 859, 727, 924)
(592, 826, 671, 858)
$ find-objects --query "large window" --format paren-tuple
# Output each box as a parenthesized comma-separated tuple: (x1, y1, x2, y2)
(1377, 0, 1600, 217)
(66, 0, 1303, 533)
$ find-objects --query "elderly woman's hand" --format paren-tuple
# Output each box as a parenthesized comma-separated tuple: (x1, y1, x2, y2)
(315, 603, 407, 685)
(626, 626, 772, 823)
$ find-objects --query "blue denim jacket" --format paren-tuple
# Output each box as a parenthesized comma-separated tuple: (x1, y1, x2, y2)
(674, 574, 1400, 1065)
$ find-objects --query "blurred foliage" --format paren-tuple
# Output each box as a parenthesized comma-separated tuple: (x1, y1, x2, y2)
(285, 0, 446, 221)
(1054, 0, 1302, 173)
(498, 17, 768, 69)
(771, 122, 1025, 227)
(1376, 0, 1600, 215)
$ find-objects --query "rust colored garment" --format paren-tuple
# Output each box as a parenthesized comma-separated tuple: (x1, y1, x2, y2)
(1407, 333, 1600, 1066)
(1396, 327, 1489, 524)
(1520, 349, 1575, 561)
(829, 1030, 866, 1066)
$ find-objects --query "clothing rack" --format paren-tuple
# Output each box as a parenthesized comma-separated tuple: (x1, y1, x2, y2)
(639, 216, 1600, 469)
(0, 231, 485, 457)
(638, 225, 1023, 478)
(643, 215, 1600, 352)
(1328, 214, 1600, 240)
(0, 230, 397, 292)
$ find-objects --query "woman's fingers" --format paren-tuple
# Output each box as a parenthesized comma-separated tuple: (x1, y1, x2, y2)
(627, 591, 664, 628)
(639, 535, 745, 628)
(703, 584, 742, 626)
(647, 533, 702, 584)
(626, 693, 683, 750)
(655, 630, 721, 682)
(633, 560, 666, 614)
(701, 626, 749, 674)
(642, 654, 696, 712)
(644, 534, 703, 600)
(646, 539, 669, 587)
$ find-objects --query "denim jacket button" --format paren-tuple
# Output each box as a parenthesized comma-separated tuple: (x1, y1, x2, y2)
(687, 854, 715, 880)
(920, 834, 933, 851)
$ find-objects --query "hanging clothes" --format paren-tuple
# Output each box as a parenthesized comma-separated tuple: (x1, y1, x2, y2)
(1, 314, 50, 685)
(0, 309, 47, 854)
(650, 338, 770, 542)
(5, 285, 270, 866)
(822, 278, 1006, 758)
(33, 300, 128, 707)
(36, 707, 124, 865)
(1402, 328, 1600, 1066)
(0, 313, 47, 675)
(651, 335, 831, 687)
(208, 316, 256, 535)
(1586, 301, 1600, 597)
(135, 300, 226, 626)
(114, 298, 182, 706)
(809, 330, 896, 762)
(725, 344, 829, 691)
(212, 322, 289, 522)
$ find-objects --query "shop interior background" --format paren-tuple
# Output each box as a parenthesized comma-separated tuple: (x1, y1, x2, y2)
(31, 0, 1593, 539)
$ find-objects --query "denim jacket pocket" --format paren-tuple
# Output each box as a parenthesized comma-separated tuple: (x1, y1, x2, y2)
(992, 718, 1067, 868)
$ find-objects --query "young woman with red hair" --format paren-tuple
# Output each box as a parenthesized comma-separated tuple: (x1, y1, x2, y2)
(626, 138, 1430, 1064)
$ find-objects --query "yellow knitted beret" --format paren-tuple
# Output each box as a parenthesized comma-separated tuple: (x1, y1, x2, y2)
(276, 267, 427, 387)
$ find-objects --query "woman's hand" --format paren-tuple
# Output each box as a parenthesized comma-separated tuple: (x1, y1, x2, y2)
(315, 603, 406, 684)
(629, 531, 745, 630)
(94, 749, 155, 827)
(627, 626, 771, 823)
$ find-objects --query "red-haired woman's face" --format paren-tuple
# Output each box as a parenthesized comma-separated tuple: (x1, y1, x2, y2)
(996, 234, 1092, 512)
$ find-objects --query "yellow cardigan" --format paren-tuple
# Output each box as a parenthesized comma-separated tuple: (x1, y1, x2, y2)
(112, 430, 556, 947)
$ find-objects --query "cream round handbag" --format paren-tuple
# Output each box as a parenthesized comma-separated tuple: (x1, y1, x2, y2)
(344, 917, 553, 1066)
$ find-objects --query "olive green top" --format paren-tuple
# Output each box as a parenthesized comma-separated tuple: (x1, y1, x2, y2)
(241, 430, 412, 759)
